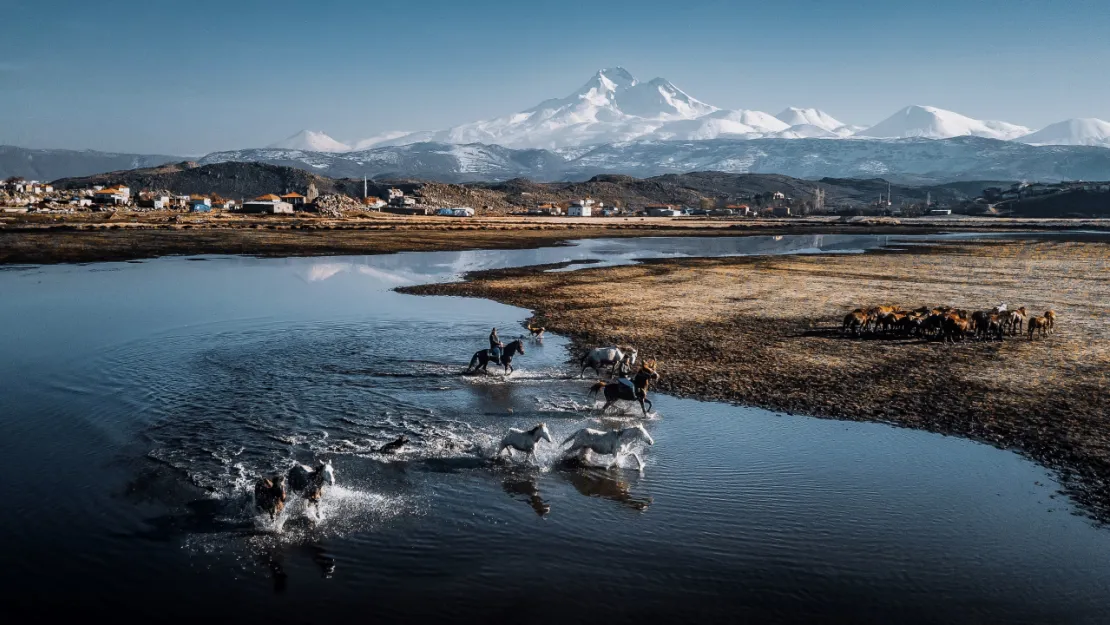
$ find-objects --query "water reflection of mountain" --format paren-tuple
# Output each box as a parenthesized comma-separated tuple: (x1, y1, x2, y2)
(286, 235, 896, 287)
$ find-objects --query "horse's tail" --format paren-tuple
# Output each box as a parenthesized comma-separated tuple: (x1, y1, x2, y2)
(579, 351, 590, 367)
(587, 380, 606, 399)
(466, 351, 480, 371)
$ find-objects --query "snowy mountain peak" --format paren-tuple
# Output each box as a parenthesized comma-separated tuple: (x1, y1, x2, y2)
(267, 130, 350, 153)
(596, 67, 637, 88)
(857, 105, 1030, 140)
(1019, 118, 1110, 147)
(775, 107, 846, 133)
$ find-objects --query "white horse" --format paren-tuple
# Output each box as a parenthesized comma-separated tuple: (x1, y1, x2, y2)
(287, 460, 336, 518)
(561, 424, 654, 470)
(498, 423, 553, 463)
(580, 346, 638, 377)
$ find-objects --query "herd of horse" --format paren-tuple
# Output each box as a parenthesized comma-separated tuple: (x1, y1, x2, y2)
(254, 338, 662, 524)
(841, 304, 1058, 343)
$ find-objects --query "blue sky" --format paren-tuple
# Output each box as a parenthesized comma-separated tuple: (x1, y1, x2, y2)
(1, 0, 1107, 154)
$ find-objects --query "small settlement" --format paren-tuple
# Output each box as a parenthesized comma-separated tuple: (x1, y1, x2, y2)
(0, 178, 418, 218)
(7, 173, 1108, 219)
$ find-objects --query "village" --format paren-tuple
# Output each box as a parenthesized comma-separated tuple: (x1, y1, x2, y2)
(0, 177, 856, 220)
(3, 173, 1106, 221)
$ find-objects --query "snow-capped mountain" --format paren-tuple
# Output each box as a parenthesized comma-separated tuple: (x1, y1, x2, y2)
(1018, 118, 1110, 148)
(351, 131, 420, 151)
(407, 67, 720, 149)
(856, 105, 1030, 140)
(251, 69, 1109, 170)
(267, 130, 351, 153)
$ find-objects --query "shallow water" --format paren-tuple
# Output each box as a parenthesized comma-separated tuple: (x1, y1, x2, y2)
(2, 235, 1109, 624)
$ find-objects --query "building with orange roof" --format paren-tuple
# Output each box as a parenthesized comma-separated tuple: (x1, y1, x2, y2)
(255, 194, 282, 201)
(280, 192, 306, 206)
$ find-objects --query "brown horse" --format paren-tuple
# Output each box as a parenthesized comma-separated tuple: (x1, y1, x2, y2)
(1044, 310, 1057, 333)
(588, 359, 660, 418)
(1028, 316, 1049, 340)
(527, 324, 545, 338)
(254, 474, 287, 521)
(943, 314, 972, 343)
(843, 310, 871, 336)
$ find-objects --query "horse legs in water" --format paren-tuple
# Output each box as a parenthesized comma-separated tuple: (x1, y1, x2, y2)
(598, 399, 615, 415)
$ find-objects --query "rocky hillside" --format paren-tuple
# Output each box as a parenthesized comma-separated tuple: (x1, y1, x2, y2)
(50, 161, 1003, 212)
(53, 161, 365, 199)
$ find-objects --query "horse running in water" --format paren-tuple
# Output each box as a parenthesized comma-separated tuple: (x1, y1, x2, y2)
(527, 324, 545, 338)
(587, 359, 659, 418)
(580, 346, 637, 377)
(377, 435, 409, 454)
(466, 339, 525, 375)
(560, 424, 655, 470)
(254, 474, 288, 521)
(498, 423, 553, 463)
(287, 460, 336, 518)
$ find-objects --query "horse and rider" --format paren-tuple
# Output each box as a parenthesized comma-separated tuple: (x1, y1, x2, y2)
(588, 357, 660, 418)
(465, 327, 525, 374)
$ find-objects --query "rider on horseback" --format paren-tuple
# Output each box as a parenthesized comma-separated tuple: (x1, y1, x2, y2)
(489, 327, 503, 362)
(615, 353, 635, 393)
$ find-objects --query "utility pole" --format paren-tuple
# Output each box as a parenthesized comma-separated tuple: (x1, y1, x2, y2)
(363, 176, 367, 199)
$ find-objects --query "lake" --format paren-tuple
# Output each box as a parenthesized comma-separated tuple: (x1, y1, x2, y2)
(2, 234, 1109, 624)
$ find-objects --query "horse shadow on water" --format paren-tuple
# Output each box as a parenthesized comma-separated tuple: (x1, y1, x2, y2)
(255, 539, 337, 594)
(499, 462, 652, 516)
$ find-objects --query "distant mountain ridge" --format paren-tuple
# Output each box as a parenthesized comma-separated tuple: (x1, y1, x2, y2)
(197, 136, 1110, 184)
(0, 146, 180, 181)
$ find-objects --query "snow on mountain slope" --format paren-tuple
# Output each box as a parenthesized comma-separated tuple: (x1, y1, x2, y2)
(1018, 118, 1110, 147)
(653, 109, 788, 140)
(268, 130, 351, 152)
(856, 105, 1030, 140)
(775, 107, 845, 132)
(351, 131, 421, 150)
(200, 136, 1110, 185)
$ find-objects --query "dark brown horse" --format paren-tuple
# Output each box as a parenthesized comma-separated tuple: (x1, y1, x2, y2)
(254, 474, 287, 521)
(466, 339, 525, 375)
(588, 359, 660, 418)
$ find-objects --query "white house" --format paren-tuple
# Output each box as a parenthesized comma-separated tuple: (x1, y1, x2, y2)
(568, 198, 594, 217)
(241, 200, 294, 214)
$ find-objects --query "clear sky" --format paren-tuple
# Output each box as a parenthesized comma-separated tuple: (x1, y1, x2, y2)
(2, 0, 1107, 155)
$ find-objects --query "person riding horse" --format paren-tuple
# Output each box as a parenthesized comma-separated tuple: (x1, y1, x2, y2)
(614, 353, 636, 395)
(489, 327, 503, 362)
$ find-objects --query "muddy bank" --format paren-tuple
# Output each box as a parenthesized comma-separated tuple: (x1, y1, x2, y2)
(3, 211, 1109, 265)
(400, 238, 1110, 520)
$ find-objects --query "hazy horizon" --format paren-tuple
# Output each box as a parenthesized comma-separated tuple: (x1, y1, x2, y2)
(2, 0, 1108, 155)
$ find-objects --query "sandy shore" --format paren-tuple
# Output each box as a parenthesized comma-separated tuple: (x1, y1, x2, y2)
(401, 237, 1110, 520)
(3, 210, 1110, 265)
